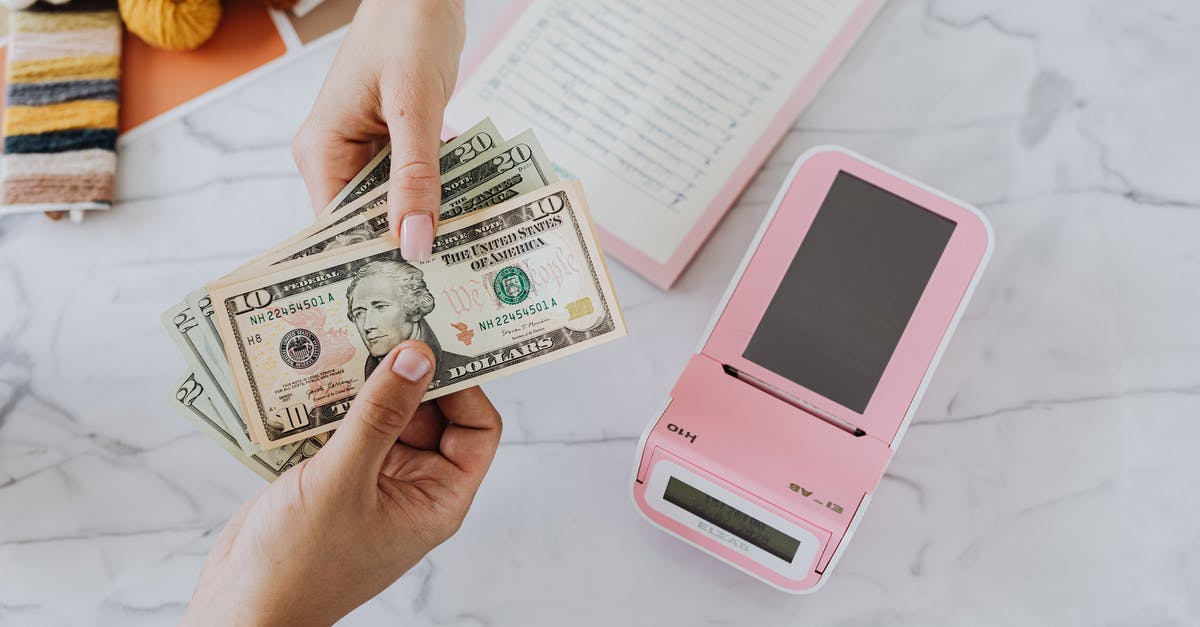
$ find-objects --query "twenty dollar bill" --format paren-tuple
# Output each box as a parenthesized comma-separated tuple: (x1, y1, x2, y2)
(318, 117, 503, 216)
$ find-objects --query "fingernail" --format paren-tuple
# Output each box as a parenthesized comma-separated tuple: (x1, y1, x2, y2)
(392, 347, 431, 381)
(400, 213, 433, 263)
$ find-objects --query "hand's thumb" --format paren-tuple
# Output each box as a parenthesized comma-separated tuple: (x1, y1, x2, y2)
(383, 80, 445, 263)
(323, 340, 436, 478)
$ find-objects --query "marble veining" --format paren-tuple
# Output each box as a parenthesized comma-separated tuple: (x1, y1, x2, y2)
(2, 1, 1199, 625)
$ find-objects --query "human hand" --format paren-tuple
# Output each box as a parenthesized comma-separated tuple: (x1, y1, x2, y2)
(182, 341, 503, 626)
(292, 0, 466, 262)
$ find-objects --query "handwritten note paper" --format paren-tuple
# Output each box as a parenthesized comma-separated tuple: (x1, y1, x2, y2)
(448, 0, 860, 269)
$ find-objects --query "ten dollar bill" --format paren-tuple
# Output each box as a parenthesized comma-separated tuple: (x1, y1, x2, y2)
(211, 181, 624, 449)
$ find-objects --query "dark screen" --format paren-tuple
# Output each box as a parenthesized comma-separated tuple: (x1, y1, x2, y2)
(663, 477, 800, 562)
(743, 171, 956, 414)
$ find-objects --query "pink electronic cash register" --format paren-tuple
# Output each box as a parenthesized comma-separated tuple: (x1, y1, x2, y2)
(631, 147, 993, 593)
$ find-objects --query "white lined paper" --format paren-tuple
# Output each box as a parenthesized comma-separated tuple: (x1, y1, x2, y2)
(447, 0, 860, 266)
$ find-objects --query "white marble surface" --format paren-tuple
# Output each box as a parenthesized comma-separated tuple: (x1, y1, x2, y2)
(3, 0, 1200, 624)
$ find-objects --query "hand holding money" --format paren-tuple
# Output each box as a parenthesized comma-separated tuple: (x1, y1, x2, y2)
(163, 120, 625, 469)
(213, 179, 622, 449)
(182, 342, 503, 626)
(290, 0, 468, 264)
(176, 2, 529, 620)
(173, 120, 619, 626)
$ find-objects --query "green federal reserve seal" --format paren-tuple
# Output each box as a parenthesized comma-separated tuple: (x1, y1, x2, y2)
(493, 266, 531, 305)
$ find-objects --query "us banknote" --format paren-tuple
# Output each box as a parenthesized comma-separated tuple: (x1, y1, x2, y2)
(229, 128, 558, 278)
(162, 301, 256, 453)
(210, 180, 624, 449)
(318, 117, 502, 216)
(164, 301, 332, 466)
(169, 371, 323, 480)
(184, 287, 237, 388)
(436, 129, 559, 222)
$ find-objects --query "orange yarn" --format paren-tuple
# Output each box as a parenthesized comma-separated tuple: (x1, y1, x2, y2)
(119, 0, 222, 52)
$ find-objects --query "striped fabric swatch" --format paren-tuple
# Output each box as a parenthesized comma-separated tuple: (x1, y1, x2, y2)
(2, 0, 120, 221)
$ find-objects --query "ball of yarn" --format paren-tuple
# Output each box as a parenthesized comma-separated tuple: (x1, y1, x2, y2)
(119, 0, 223, 52)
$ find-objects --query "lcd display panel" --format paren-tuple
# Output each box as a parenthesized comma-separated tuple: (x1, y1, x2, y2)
(743, 171, 956, 413)
(663, 476, 800, 563)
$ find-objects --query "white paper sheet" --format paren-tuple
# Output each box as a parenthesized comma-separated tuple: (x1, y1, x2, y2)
(447, 0, 860, 265)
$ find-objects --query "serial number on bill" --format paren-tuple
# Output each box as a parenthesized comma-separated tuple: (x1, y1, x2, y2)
(479, 298, 558, 330)
(246, 293, 336, 325)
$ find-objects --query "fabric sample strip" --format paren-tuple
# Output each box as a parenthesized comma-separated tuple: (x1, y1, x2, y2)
(2, 0, 121, 220)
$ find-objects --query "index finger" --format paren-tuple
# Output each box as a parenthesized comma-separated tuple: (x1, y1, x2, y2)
(434, 386, 502, 482)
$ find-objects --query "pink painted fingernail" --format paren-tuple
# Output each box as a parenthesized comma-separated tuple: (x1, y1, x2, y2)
(392, 347, 431, 381)
(400, 213, 434, 263)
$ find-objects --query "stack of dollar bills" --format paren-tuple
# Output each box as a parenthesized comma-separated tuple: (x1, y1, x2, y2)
(162, 119, 626, 480)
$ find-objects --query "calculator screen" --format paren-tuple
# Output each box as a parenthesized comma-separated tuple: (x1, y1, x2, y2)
(662, 476, 800, 563)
